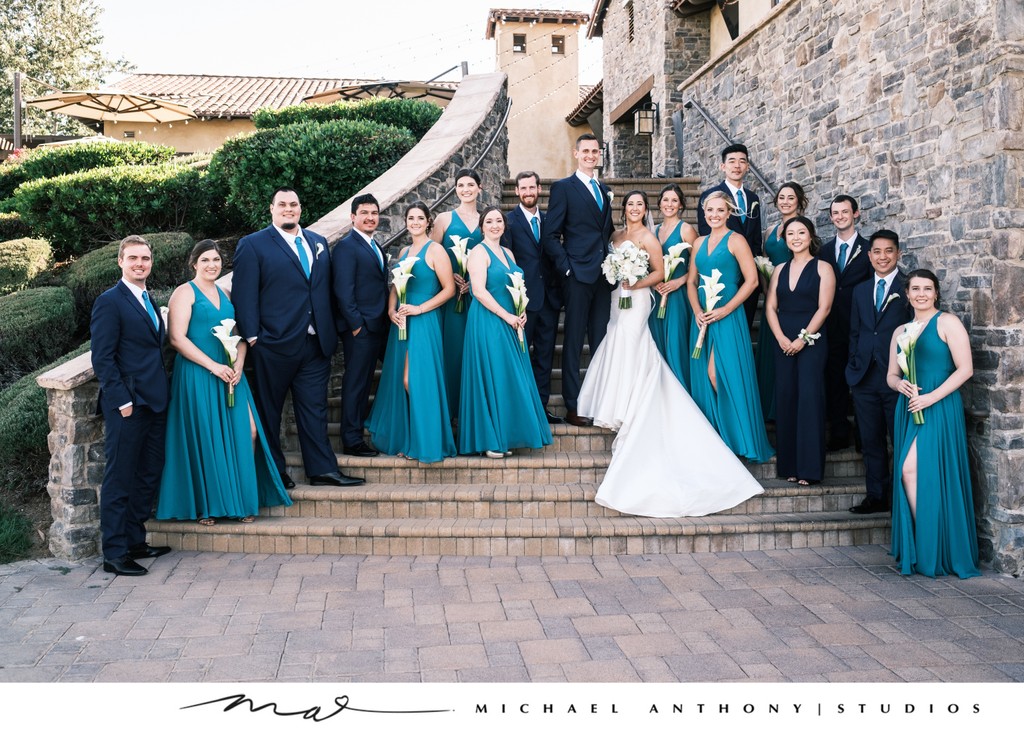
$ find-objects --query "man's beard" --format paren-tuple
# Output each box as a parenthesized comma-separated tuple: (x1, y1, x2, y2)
(281, 221, 298, 231)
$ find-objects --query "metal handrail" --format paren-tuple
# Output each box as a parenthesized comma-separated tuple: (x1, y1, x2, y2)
(379, 95, 513, 250)
(683, 97, 776, 198)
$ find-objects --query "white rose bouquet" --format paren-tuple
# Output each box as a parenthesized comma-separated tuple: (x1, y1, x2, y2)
(601, 240, 650, 309)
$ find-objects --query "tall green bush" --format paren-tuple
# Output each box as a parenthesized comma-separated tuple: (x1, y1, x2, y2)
(209, 119, 416, 231)
(0, 238, 53, 295)
(0, 212, 30, 240)
(0, 286, 76, 389)
(12, 162, 213, 260)
(0, 140, 175, 201)
(253, 97, 442, 139)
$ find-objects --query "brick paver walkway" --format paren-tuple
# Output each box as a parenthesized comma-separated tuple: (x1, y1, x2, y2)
(2, 545, 1023, 683)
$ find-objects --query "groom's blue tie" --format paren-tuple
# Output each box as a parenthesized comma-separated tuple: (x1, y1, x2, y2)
(589, 178, 603, 211)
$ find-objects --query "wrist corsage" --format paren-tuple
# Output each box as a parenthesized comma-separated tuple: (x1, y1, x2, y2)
(799, 328, 820, 346)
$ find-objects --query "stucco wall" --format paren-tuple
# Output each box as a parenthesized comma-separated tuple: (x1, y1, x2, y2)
(102, 118, 253, 153)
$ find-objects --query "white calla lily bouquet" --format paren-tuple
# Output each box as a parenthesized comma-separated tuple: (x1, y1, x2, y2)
(391, 257, 419, 341)
(210, 318, 241, 407)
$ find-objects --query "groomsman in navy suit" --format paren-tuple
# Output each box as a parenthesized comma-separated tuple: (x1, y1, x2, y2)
(541, 134, 613, 427)
(90, 235, 172, 576)
(233, 187, 363, 488)
(846, 230, 910, 513)
(697, 143, 763, 327)
(332, 193, 389, 457)
(502, 171, 563, 424)
(821, 194, 873, 450)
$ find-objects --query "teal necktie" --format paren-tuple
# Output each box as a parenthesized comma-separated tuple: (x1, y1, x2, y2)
(142, 291, 159, 330)
(736, 189, 747, 223)
(838, 242, 849, 272)
(875, 279, 886, 311)
(589, 178, 603, 210)
(531, 215, 540, 242)
(295, 236, 311, 278)
(369, 237, 384, 270)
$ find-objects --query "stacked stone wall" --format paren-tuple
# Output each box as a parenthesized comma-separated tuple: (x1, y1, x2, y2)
(677, 0, 1024, 572)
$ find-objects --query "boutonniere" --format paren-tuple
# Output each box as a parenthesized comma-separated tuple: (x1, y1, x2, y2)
(746, 200, 760, 219)
(882, 292, 900, 311)
(846, 244, 862, 265)
(607, 191, 614, 204)
(159, 306, 169, 329)
(315, 242, 325, 259)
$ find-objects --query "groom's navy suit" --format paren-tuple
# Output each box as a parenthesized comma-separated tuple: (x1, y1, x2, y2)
(332, 229, 389, 448)
(233, 225, 338, 477)
(846, 272, 910, 505)
(90, 280, 169, 562)
(503, 205, 562, 408)
(542, 173, 613, 413)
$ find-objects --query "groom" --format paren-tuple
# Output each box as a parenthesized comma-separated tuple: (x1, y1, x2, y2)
(541, 134, 613, 427)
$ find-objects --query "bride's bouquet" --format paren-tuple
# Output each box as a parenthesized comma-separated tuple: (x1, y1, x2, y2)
(601, 240, 650, 309)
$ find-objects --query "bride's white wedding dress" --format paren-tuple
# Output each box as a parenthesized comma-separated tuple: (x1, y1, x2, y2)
(578, 283, 764, 517)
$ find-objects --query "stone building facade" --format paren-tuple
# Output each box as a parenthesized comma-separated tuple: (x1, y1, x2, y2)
(671, 0, 1022, 572)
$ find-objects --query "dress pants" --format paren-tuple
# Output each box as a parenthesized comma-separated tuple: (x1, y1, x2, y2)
(561, 276, 610, 412)
(524, 301, 560, 408)
(340, 327, 386, 447)
(850, 362, 899, 504)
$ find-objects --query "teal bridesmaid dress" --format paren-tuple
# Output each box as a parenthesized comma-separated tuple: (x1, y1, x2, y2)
(366, 244, 456, 463)
(458, 246, 553, 454)
(648, 221, 692, 391)
(156, 283, 291, 520)
(891, 314, 980, 578)
(690, 232, 775, 463)
(756, 224, 792, 420)
(440, 211, 482, 418)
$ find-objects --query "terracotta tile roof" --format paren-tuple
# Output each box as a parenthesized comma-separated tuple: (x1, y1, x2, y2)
(104, 74, 376, 118)
(567, 80, 603, 126)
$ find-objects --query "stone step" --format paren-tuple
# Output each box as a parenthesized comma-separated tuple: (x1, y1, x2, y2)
(146, 510, 890, 557)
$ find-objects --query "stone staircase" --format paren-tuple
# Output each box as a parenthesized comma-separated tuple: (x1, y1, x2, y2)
(146, 177, 890, 556)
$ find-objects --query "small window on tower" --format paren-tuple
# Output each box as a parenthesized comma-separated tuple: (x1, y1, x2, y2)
(513, 34, 526, 53)
(551, 35, 565, 54)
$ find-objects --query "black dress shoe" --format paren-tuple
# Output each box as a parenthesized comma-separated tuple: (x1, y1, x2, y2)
(849, 498, 890, 514)
(565, 411, 592, 427)
(128, 544, 171, 559)
(280, 472, 296, 489)
(343, 442, 379, 457)
(545, 411, 565, 424)
(103, 557, 148, 576)
(309, 471, 364, 487)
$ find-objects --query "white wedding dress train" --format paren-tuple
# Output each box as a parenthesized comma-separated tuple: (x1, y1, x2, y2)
(578, 284, 764, 517)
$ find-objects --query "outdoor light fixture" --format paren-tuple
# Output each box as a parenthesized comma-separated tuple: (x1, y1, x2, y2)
(634, 103, 657, 136)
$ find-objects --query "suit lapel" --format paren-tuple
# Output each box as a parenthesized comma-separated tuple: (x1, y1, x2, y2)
(117, 282, 161, 341)
(569, 175, 605, 222)
(269, 226, 309, 280)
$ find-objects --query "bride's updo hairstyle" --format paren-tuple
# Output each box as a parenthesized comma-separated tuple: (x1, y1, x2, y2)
(619, 189, 649, 226)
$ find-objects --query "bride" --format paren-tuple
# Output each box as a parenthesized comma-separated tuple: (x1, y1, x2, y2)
(578, 191, 764, 517)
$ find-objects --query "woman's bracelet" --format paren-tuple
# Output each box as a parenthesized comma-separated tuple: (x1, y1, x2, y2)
(798, 328, 821, 346)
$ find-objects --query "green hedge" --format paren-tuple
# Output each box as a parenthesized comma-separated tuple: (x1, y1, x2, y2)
(12, 162, 213, 260)
(0, 286, 77, 389)
(253, 97, 442, 139)
(0, 140, 175, 201)
(66, 232, 194, 320)
(0, 341, 90, 500)
(209, 119, 416, 231)
(0, 212, 30, 240)
(0, 238, 53, 295)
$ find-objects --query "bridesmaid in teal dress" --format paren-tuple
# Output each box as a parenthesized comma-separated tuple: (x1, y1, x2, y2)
(649, 183, 698, 391)
(430, 168, 483, 420)
(687, 191, 774, 463)
(887, 270, 980, 578)
(156, 240, 291, 525)
(367, 201, 457, 463)
(756, 182, 805, 420)
(459, 206, 552, 457)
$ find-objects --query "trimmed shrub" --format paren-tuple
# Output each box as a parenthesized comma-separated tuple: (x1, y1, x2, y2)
(0, 211, 30, 239)
(0, 238, 53, 295)
(0, 286, 77, 389)
(209, 119, 416, 231)
(253, 97, 442, 139)
(65, 232, 195, 320)
(0, 341, 90, 500)
(0, 140, 175, 201)
(12, 162, 214, 260)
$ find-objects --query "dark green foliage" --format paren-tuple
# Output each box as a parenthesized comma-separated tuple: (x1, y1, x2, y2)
(0, 211, 30, 240)
(208, 119, 416, 231)
(12, 162, 213, 260)
(0, 503, 33, 564)
(0, 286, 77, 389)
(252, 97, 442, 139)
(0, 237, 53, 295)
(0, 140, 175, 201)
(65, 232, 194, 321)
(0, 341, 90, 502)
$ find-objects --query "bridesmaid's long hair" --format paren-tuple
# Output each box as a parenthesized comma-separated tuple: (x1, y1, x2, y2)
(658, 183, 686, 215)
(782, 215, 822, 256)
(774, 181, 808, 214)
(906, 268, 941, 307)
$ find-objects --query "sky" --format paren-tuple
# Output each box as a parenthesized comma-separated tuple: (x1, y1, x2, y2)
(94, 0, 602, 84)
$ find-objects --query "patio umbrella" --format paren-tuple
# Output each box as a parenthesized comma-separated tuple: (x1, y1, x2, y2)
(303, 81, 456, 107)
(26, 90, 197, 124)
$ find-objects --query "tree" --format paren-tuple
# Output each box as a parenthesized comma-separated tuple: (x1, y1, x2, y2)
(1, 0, 132, 137)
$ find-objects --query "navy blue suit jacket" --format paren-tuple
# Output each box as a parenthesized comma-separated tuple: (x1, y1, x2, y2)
(820, 233, 873, 332)
(90, 281, 169, 414)
(331, 230, 389, 334)
(232, 225, 338, 357)
(696, 181, 763, 256)
(846, 272, 910, 387)
(503, 206, 562, 312)
(541, 174, 613, 285)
